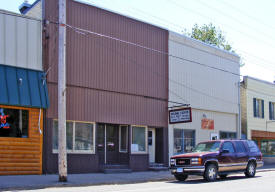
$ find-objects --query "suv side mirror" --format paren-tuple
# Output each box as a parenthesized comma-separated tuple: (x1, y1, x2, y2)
(221, 149, 230, 154)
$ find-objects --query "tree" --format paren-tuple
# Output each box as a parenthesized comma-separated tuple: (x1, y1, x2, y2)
(189, 23, 234, 52)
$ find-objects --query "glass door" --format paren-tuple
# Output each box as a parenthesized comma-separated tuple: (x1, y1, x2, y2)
(96, 124, 119, 165)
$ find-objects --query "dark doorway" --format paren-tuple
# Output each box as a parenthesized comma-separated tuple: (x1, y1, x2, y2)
(97, 124, 119, 165)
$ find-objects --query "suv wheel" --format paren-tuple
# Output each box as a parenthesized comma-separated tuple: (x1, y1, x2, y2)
(174, 174, 188, 181)
(245, 161, 256, 178)
(204, 164, 218, 182)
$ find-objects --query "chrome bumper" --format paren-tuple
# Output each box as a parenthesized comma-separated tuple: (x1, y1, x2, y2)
(170, 166, 205, 174)
(257, 160, 264, 168)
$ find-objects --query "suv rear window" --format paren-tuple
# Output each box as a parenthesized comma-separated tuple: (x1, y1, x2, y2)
(246, 140, 260, 152)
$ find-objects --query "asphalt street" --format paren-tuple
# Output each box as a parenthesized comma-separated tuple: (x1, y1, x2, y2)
(10, 171, 275, 192)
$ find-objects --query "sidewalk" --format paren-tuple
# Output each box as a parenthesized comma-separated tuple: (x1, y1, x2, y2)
(1, 165, 275, 191)
(0, 171, 174, 191)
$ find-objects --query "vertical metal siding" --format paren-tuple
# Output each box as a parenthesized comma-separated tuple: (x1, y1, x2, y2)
(0, 65, 49, 108)
(45, 0, 168, 127)
(169, 32, 240, 114)
(0, 11, 42, 71)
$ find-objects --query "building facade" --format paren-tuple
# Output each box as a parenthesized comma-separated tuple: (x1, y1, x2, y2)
(0, 10, 49, 175)
(42, 0, 169, 173)
(241, 76, 275, 164)
(168, 32, 240, 157)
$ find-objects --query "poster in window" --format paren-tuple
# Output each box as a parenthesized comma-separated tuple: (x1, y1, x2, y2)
(0, 109, 10, 129)
(0, 108, 29, 138)
(201, 118, 214, 130)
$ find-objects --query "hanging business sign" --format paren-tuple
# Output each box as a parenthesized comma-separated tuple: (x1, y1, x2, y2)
(169, 107, 192, 124)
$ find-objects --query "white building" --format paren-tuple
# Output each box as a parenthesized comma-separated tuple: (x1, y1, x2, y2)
(168, 32, 240, 157)
(241, 76, 275, 163)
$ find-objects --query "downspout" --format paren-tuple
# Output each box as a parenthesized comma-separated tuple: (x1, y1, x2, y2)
(238, 81, 242, 139)
(38, 108, 42, 135)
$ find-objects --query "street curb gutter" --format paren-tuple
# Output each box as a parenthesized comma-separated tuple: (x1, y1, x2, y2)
(0, 177, 175, 191)
(1, 169, 275, 191)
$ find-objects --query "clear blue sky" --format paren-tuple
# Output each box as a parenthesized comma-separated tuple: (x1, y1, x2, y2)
(2, 0, 275, 83)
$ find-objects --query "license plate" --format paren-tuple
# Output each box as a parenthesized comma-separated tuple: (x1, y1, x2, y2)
(177, 168, 183, 173)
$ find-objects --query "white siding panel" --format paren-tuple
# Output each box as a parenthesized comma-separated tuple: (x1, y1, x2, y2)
(169, 109, 237, 157)
(0, 11, 42, 71)
(16, 17, 28, 68)
(169, 32, 240, 114)
(5, 15, 16, 67)
(0, 14, 5, 64)
(28, 20, 39, 70)
(244, 77, 275, 139)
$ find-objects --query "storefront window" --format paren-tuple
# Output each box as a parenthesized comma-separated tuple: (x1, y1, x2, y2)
(131, 126, 147, 153)
(53, 120, 95, 153)
(220, 131, 236, 139)
(119, 125, 128, 152)
(0, 107, 29, 138)
(261, 140, 275, 156)
(174, 129, 195, 154)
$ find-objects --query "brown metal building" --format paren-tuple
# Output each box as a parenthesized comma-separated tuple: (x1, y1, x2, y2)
(42, 0, 168, 173)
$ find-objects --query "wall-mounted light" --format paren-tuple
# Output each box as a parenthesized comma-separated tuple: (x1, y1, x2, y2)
(18, 78, 23, 86)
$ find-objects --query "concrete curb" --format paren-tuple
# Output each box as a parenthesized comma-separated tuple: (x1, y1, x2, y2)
(1, 169, 275, 191)
(0, 177, 175, 191)
(257, 168, 275, 173)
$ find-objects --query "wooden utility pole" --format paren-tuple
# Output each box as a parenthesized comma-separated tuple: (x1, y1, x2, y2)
(58, 0, 67, 182)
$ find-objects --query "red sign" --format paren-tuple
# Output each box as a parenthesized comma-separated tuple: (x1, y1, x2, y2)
(201, 118, 214, 130)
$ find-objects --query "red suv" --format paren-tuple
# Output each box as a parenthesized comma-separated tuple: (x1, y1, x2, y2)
(170, 140, 263, 182)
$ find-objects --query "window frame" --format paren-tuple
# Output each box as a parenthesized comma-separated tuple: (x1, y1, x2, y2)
(253, 98, 264, 118)
(173, 129, 196, 154)
(119, 125, 128, 153)
(219, 131, 237, 139)
(0, 105, 31, 139)
(52, 119, 96, 154)
(131, 125, 148, 154)
(260, 139, 275, 157)
(269, 102, 275, 120)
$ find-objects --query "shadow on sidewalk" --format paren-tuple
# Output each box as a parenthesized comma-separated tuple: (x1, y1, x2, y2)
(167, 175, 262, 185)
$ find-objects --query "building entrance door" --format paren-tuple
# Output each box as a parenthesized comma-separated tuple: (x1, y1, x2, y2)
(148, 128, 156, 163)
(97, 124, 119, 165)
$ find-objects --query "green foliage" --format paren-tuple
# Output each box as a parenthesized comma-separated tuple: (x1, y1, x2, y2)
(189, 23, 234, 52)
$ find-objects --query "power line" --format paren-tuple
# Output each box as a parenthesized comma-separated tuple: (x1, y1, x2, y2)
(2, 4, 273, 76)
(196, 0, 275, 42)
(219, 0, 275, 31)
(168, 0, 275, 50)
(130, 7, 186, 33)
(63, 22, 241, 77)
(127, 7, 275, 73)
(65, 23, 239, 105)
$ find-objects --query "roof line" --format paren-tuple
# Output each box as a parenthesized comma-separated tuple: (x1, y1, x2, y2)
(243, 76, 275, 86)
(21, 0, 41, 15)
(74, 0, 239, 58)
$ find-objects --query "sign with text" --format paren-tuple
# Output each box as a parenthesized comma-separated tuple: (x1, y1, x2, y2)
(169, 107, 192, 124)
(201, 118, 214, 130)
